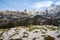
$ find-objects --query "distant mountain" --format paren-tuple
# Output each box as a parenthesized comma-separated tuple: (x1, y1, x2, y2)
(0, 4, 60, 27)
(47, 5, 60, 15)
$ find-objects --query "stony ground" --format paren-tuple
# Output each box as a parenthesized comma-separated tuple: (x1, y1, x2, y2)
(0, 25, 60, 40)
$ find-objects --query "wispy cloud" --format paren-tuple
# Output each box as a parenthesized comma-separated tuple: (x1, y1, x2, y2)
(0, 0, 60, 10)
(55, 1, 60, 5)
(28, 1, 53, 9)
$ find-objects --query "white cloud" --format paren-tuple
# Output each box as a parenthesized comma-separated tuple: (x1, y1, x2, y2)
(29, 1, 53, 9)
(55, 1, 60, 5)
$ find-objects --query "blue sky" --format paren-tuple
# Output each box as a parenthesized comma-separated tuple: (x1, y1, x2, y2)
(0, 0, 60, 11)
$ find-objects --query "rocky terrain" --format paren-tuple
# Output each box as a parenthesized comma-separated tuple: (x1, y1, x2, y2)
(0, 4, 60, 40)
(0, 25, 60, 40)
